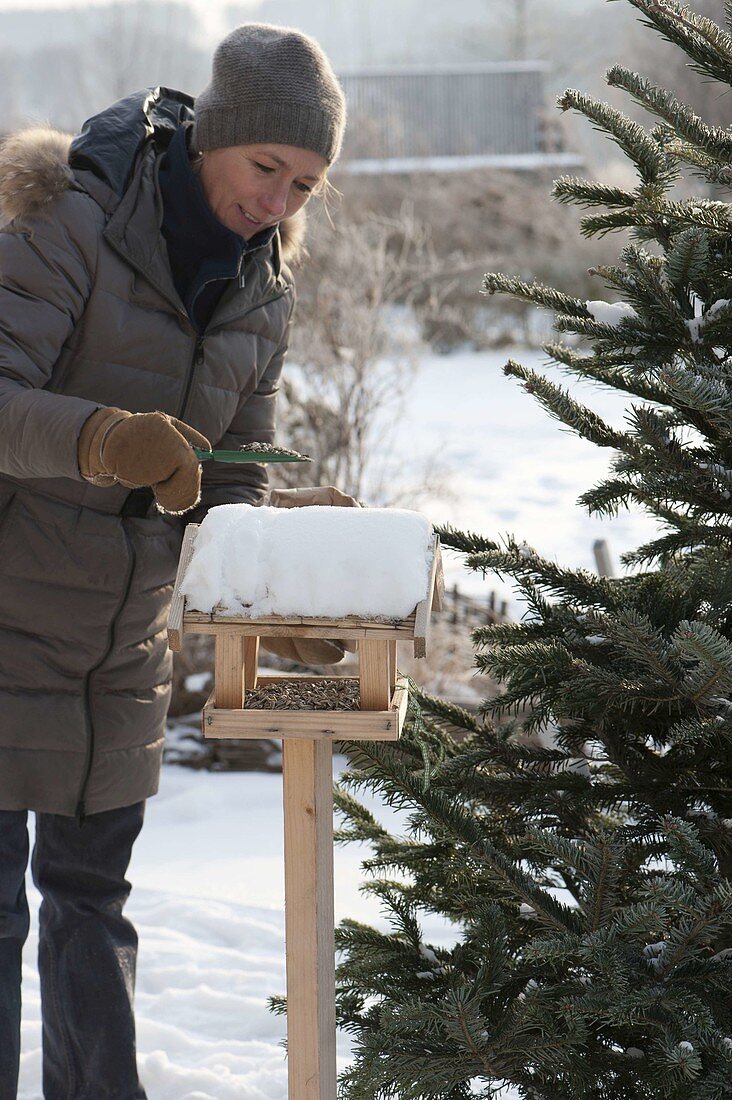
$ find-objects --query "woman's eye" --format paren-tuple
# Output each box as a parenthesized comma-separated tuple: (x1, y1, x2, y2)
(295, 182, 312, 194)
(254, 162, 275, 173)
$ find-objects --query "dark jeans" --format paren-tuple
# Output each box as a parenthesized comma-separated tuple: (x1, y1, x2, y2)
(0, 802, 148, 1100)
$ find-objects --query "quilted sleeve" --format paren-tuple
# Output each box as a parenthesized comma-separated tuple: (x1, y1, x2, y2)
(0, 189, 103, 480)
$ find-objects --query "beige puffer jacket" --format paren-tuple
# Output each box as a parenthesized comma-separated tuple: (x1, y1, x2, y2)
(0, 117, 304, 818)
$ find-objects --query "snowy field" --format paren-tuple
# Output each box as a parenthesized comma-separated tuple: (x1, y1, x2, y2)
(18, 761, 465, 1100)
(390, 344, 660, 608)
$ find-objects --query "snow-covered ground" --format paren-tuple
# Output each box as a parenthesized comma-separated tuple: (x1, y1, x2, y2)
(391, 345, 660, 607)
(18, 760, 463, 1100)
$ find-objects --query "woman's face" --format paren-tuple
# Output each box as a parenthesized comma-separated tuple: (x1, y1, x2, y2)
(197, 142, 328, 239)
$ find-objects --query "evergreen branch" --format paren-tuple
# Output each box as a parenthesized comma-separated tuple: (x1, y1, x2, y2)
(553, 310, 652, 347)
(482, 272, 588, 316)
(453, 992, 495, 1077)
(435, 740, 569, 781)
(670, 620, 732, 704)
(334, 784, 393, 844)
(621, 519, 732, 565)
(576, 477, 669, 519)
(621, 242, 691, 323)
(606, 65, 732, 161)
(477, 638, 575, 686)
(466, 542, 622, 611)
(588, 838, 621, 933)
(616, 443, 732, 522)
(589, 262, 644, 297)
(663, 140, 732, 187)
(660, 891, 732, 978)
(552, 175, 637, 209)
(664, 227, 710, 290)
(342, 746, 583, 935)
(543, 342, 669, 404)
(626, 0, 732, 86)
(578, 209, 656, 239)
(435, 523, 499, 556)
(689, 300, 732, 345)
(668, 714, 732, 749)
(503, 360, 633, 449)
(662, 816, 720, 883)
(628, 405, 706, 478)
(589, 247, 681, 328)
(408, 680, 487, 737)
(603, 608, 680, 684)
(652, 195, 732, 235)
(477, 686, 552, 734)
(471, 620, 551, 647)
(557, 87, 673, 187)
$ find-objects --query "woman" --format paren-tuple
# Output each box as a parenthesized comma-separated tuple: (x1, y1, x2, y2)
(0, 23, 347, 1099)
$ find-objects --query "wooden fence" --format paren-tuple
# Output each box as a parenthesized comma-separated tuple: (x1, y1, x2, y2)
(444, 583, 508, 626)
(336, 62, 582, 172)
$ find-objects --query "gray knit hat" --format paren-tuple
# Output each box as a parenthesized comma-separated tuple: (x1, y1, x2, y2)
(191, 23, 346, 164)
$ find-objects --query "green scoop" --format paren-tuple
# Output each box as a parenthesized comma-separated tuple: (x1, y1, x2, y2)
(194, 446, 311, 464)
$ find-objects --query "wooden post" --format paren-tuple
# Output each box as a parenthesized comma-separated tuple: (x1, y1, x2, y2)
(593, 538, 615, 578)
(359, 639, 392, 710)
(244, 636, 260, 690)
(282, 738, 336, 1100)
(215, 634, 245, 708)
(387, 640, 397, 695)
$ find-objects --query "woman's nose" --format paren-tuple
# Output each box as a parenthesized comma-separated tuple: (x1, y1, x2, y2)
(260, 186, 289, 218)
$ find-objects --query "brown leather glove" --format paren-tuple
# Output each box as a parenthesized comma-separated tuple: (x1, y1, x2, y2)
(78, 407, 210, 515)
(267, 485, 361, 508)
(260, 483, 360, 664)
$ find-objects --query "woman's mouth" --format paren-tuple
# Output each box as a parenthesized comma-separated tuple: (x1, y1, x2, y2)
(238, 206, 262, 228)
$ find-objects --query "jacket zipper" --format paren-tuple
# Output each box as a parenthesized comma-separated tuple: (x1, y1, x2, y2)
(75, 526, 137, 824)
(178, 286, 291, 422)
(178, 334, 205, 421)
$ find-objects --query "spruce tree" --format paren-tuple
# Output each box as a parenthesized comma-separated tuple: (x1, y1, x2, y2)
(330, 3, 732, 1096)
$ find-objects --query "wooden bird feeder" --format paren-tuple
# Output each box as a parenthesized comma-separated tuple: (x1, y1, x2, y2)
(168, 522, 444, 1100)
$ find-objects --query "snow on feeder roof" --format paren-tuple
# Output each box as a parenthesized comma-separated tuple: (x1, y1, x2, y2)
(180, 503, 435, 620)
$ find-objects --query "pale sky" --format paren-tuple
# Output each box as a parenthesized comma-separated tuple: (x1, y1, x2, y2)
(0, 0, 258, 42)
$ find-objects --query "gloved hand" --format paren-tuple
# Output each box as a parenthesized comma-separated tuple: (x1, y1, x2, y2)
(78, 407, 210, 515)
(266, 485, 361, 508)
(261, 482, 360, 664)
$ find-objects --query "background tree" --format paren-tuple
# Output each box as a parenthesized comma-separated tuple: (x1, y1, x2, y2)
(323, 2, 732, 1096)
(18, 1, 207, 133)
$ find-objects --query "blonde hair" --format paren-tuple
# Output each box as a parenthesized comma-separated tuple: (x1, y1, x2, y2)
(314, 173, 341, 229)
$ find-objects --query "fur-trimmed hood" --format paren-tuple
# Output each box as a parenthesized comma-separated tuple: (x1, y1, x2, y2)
(0, 124, 307, 266)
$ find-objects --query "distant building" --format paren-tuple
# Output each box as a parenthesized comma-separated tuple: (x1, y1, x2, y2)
(335, 63, 582, 174)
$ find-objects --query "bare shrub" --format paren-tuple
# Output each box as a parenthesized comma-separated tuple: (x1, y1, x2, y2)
(313, 165, 622, 352)
(273, 205, 456, 504)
